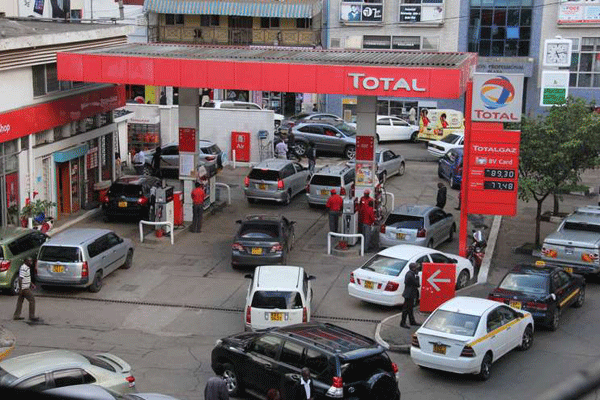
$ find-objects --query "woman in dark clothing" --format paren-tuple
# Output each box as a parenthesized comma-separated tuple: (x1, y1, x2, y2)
(151, 146, 162, 178)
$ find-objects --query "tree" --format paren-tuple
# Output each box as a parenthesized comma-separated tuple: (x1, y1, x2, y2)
(518, 97, 600, 247)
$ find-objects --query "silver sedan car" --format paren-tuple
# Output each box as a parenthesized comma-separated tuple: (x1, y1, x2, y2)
(379, 204, 456, 248)
(347, 148, 405, 183)
(243, 159, 310, 205)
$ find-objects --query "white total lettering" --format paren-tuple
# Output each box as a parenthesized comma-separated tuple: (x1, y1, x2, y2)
(412, 79, 426, 92)
(392, 78, 411, 91)
(363, 77, 379, 90)
(349, 73, 366, 89)
(380, 77, 394, 90)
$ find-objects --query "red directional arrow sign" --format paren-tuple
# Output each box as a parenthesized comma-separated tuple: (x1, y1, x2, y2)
(420, 263, 456, 313)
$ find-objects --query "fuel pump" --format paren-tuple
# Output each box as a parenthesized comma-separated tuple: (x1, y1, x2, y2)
(155, 186, 174, 233)
(341, 196, 359, 245)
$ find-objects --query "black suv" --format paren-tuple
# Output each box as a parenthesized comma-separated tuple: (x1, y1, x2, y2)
(211, 323, 400, 400)
(101, 175, 162, 220)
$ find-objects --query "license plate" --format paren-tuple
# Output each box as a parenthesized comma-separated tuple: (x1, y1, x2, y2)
(251, 247, 263, 255)
(565, 247, 574, 255)
(270, 312, 283, 321)
(433, 344, 447, 355)
(364, 280, 374, 289)
(564, 267, 573, 273)
(258, 184, 267, 190)
(118, 201, 127, 208)
(396, 233, 406, 240)
(510, 301, 522, 309)
(52, 265, 64, 273)
(320, 189, 329, 196)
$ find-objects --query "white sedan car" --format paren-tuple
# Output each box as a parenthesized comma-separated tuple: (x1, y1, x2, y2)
(348, 116, 420, 142)
(410, 297, 534, 380)
(347, 245, 474, 306)
(427, 132, 464, 158)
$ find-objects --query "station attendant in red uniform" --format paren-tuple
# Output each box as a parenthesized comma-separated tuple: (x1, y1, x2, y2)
(360, 199, 376, 252)
(325, 189, 343, 233)
(358, 189, 371, 221)
(191, 182, 205, 233)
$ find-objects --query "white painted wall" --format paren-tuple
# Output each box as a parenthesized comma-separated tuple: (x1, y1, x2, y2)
(0, 68, 33, 111)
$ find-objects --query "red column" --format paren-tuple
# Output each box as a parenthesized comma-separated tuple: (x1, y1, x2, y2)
(459, 80, 473, 257)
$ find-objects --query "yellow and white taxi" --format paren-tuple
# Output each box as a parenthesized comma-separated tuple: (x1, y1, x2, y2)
(410, 296, 534, 380)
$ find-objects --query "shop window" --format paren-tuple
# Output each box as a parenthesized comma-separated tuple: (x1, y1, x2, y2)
(32, 63, 86, 97)
(261, 17, 280, 28)
(363, 35, 392, 49)
(569, 38, 600, 88)
(200, 15, 219, 26)
(165, 14, 184, 25)
(422, 36, 440, 51)
(297, 18, 312, 28)
(399, 0, 444, 24)
(392, 36, 420, 50)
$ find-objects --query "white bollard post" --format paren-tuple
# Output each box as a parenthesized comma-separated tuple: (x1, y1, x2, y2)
(232, 150, 236, 169)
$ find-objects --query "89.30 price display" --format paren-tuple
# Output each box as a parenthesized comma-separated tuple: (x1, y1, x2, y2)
(484, 180, 515, 191)
(484, 168, 516, 179)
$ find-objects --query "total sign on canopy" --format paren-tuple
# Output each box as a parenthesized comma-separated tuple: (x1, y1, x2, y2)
(472, 73, 524, 123)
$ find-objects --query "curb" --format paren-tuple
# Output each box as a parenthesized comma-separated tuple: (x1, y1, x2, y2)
(49, 208, 102, 236)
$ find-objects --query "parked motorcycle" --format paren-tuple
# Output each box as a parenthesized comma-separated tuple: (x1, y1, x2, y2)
(467, 228, 487, 273)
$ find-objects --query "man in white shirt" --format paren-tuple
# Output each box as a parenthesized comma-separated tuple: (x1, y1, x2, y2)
(275, 140, 288, 159)
(295, 367, 314, 400)
(133, 148, 146, 175)
(13, 258, 39, 322)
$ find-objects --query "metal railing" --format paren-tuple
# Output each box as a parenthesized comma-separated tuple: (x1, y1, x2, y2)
(139, 220, 174, 245)
(215, 182, 231, 205)
(327, 232, 364, 257)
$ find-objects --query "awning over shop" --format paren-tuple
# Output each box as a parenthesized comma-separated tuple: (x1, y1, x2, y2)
(143, 0, 321, 18)
(53, 144, 89, 163)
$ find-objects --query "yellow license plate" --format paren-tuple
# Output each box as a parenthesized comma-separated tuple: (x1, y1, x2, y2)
(433, 344, 447, 355)
(259, 184, 266, 190)
(364, 280, 374, 289)
(320, 189, 329, 196)
(564, 267, 573, 273)
(510, 301, 522, 309)
(52, 265, 64, 273)
(251, 247, 263, 255)
(396, 233, 406, 240)
(270, 312, 283, 321)
(118, 201, 127, 208)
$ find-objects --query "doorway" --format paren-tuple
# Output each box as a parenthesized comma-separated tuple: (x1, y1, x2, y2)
(228, 16, 252, 45)
(57, 162, 71, 216)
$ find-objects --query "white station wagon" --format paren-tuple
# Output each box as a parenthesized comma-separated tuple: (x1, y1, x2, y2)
(410, 296, 534, 380)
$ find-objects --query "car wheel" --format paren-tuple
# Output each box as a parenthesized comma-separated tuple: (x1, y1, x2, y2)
(344, 145, 356, 160)
(368, 373, 398, 400)
(88, 271, 103, 293)
(222, 363, 242, 397)
(411, 132, 419, 142)
(9, 274, 19, 295)
(477, 353, 493, 381)
(438, 166, 444, 178)
(549, 308, 560, 331)
(518, 325, 534, 351)
(456, 269, 470, 290)
(142, 165, 152, 176)
(398, 162, 405, 176)
(448, 223, 456, 242)
(450, 174, 458, 189)
(121, 250, 133, 270)
(427, 239, 434, 248)
(573, 286, 585, 308)
(247, 197, 255, 204)
(295, 142, 307, 157)
(283, 190, 291, 206)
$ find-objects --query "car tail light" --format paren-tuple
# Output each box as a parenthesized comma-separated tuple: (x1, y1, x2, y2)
(385, 281, 399, 292)
(526, 302, 548, 311)
(487, 294, 505, 303)
(244, 176, 250, 187)
(411, 334, 420, 348)
(380, 225, 386, 233)
(100, 194, 109, 203)
(270, 244, 283, 253)
(456, 165, 463, 175)
(340, 187, 346, 196)
(391, 362, 399, 374)
(126, 376, 135, 387)
(246, 306, 251, 324)
(303, 307, 308, 322)
(327, 376, 343, 398)
(417, 228, 427, 238)
(205, 155, 216, 161)
(81, 262, 89, 278)
(350, 272, 355, 284)
(460, 345, 476, 357)
(277, 180, 285, 190)
(232, 243, 244, 252)
(0, 260, 10, 272)
(306, 183, 310, 193)
(137, 196, 148, 206)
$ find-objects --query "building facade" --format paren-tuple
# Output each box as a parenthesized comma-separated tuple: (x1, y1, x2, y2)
(0, 18, 131, 226)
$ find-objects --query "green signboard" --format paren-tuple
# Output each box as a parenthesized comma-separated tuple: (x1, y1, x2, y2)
(542, 88, 567, 105)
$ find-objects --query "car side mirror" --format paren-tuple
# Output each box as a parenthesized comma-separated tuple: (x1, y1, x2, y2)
(307, 275, 316, 281)
(244, 274, 253, 279)
(336, 133, 342, 138)
(549, 293, 557, 301)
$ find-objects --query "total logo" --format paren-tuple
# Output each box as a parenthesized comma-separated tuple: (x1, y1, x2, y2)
(0, 123, 10, 134)
(480, 76, 515, 110)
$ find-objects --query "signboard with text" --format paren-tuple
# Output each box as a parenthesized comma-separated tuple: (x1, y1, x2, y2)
(420, 263, 456, 313)
(340, 2, 383, 22)
(467, 123, 520, 216)
(558, 0, 600, 24)
(540, 70, 569, 106)
(472, 73, 524, 123)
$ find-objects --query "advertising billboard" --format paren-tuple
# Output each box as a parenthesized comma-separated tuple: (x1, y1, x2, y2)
(558, 0, 600, 24)
(471, 73, 524, 123)
(340, 2, 383, 22)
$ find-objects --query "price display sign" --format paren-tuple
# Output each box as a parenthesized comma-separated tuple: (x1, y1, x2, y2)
(466, 123, 520, 216)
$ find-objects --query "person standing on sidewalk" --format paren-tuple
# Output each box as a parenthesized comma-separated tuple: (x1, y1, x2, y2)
(294, 367, 315, 400)
(133, 148, 145, 175)
(275, 140, 288, 159)
(306, 142, 316, 174)
(151, 146, 162, 178)
(436, 182, 447, 209)
(286, 131, 300, 161)
(325, 189, 343, 233)
(13, 258, 39, 322)
(190, 182, 205, 233)
(400, 262, 420, 329)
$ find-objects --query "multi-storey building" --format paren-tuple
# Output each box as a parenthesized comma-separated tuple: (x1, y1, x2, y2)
(0, 18, 131, 226)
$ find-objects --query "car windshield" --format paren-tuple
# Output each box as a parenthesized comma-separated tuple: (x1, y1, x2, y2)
(335, 122, 356, 137)
(563, 221, 600, 233)
(384, 214, 424, 229)
(310, 175, 341, 186)
(0, 367, 17, 386)
(499, 273, 548, 295)
(109, 184, 143, 197)
(248, 169, 280, 181)
(441, 134, 461, 144)
(201, 144, 220, 155)
(423, 310, 481, 337)
(360, 255, 408, 276)
(240, 223, 279, 239)
(39, 246, 82, 262)
(251, 291, 303, 309)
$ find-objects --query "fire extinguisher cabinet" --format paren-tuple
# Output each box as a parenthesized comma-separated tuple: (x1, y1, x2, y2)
(173, 191, 184, 227)
(231, 131, 251, 162)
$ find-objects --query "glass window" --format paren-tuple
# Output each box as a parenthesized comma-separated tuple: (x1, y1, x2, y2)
(53, 369, 84, 388)
(248, 169, 280, 181)
(39, 246, 82, 262)
(16, 375, 48, 391)
(200, 15, 219, 26)
(310, 175, 341, 186)
(33, 65, 46, 96)
(499, 273, 548, 295)
(360, 255, 408, 276)
(378, 118, 392, 126)
(261, 17, 280, 28)
(251, 335, 283, 359)
(429, 253, 452, 263)
(297, 18, 312, 28)
(305, 349, 329, 376)
(570, 37, 600, 88)
(486, 309, 504, 332)
(251, 291, 303, 309)
(280, 341, 305, 368)
(424, 309, 481, 336)
(497, 306, 518, 323)
(384, 213, 424, 229)
(557, 271, 572, 287)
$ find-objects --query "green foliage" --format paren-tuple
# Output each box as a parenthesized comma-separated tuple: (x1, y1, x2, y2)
(20, 199, 57, 219)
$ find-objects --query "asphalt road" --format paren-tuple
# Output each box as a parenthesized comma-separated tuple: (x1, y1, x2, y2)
(1, 140, 599, 400)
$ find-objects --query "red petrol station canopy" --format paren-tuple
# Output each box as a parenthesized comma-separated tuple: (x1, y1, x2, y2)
(57, 44, 477, 98)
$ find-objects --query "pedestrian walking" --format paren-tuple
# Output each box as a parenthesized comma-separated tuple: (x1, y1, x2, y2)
(115, 152, 123, 179)
(13, 258, 39, 322)
(190, 181, 205, 233)
(151, 146, 162, 178)
(400, 262, 420, 329)
(455, 189, 461, 210)
(275, 140, 288, 159)
(286, 131, 300, 161)
(436, 182, 447, 209)
(204, 376, 229, 400)
(360, 199, 376, 252)
(294, 367, 315, 400)
(132, 147, 145, 175)
(325, 189, 343, 233)
(306, 141, 316, 174)
(408, 107, 417, 125)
